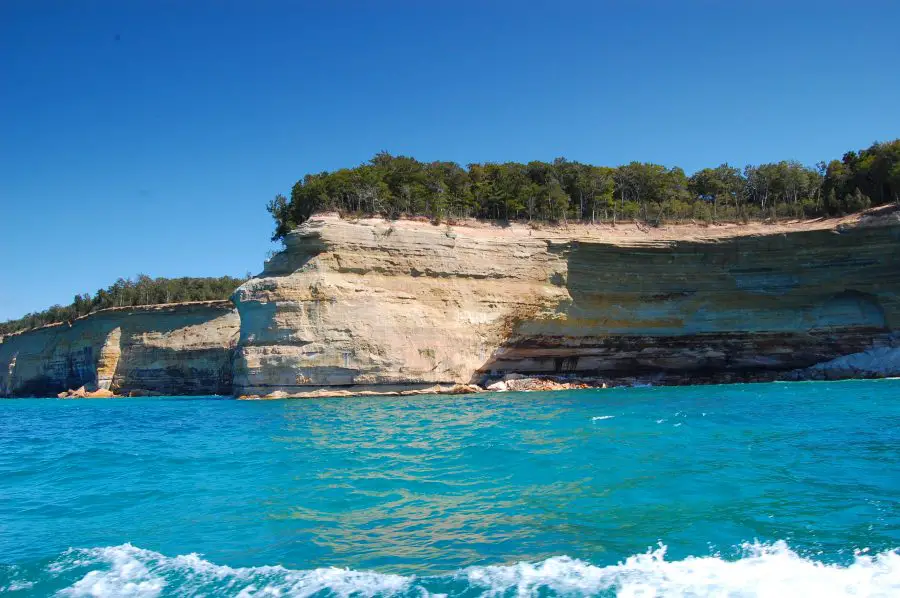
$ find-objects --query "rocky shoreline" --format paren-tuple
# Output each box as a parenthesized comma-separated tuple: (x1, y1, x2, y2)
(235, 350, 900, 400)
(44, 341, 900, 400)
(55, 385, 167, 399)
(46, 348, 900, 400)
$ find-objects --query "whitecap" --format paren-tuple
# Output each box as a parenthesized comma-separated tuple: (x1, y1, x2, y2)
(592, 415, 615, 422)
(458, 541, 900, 598)
(44, 541, 900, 597)
(50, 544, 412, 598)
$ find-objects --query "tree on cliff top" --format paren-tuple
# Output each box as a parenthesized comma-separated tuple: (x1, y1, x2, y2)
(267, 139, 900, 241)
(0, 275, 249, 336)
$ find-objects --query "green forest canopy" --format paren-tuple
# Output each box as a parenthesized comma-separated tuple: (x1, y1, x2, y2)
(268, 139, 900, 240)
(0, 275, 248, 337)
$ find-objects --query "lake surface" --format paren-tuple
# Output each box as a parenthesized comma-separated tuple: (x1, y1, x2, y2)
(1, 380, 898, 596)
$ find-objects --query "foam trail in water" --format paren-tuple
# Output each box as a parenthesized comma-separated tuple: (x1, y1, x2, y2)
(592, 416, 615, 422)
(35, 541, 900, 597)
(49, 544, 411, 598)
(459, 542, 900, 597)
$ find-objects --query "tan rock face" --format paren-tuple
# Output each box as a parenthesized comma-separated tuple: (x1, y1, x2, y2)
(497, 226, 900, 383)
(3, 213, 897, 398)
(0, 302, 239, 397)
(232, 214, 900, 393)
(231, 216, 570, 395)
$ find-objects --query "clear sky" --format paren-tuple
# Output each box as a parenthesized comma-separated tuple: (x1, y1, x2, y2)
(1, 1, 898, 321)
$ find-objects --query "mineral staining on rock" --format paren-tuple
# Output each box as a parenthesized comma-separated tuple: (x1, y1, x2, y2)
(0, 301, 238, 397)
(230, 213, 899, 395)
(495, 226, 899, 384)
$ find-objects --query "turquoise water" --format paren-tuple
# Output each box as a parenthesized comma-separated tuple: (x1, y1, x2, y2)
(1, 380, 899, 596)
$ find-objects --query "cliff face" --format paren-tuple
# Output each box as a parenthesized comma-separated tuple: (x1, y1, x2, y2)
(4, 213, 897, 398)
(0, 302, 239, 397)
(231, 217, 569, 395)
(509, 227, 899, 382)
(232, 214, 900, 394)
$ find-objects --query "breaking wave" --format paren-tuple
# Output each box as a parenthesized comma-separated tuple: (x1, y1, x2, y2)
(5, 541, 898, 597)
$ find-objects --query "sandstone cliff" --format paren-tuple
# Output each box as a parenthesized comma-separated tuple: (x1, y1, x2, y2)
(4, 211, 897, 398)
(0, 301, 238, 397)
(231, 212, 900, 395)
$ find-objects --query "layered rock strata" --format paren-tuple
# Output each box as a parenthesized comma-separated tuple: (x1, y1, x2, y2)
(0, 301, 238, 397)
(3, 212, 897, 398)
(231, 216, 570, 395)
(231, 213, 900, 395)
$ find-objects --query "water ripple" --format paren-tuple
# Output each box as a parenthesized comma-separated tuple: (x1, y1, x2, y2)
(1, 380, 898, 585)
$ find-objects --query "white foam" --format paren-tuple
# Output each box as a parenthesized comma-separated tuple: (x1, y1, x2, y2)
(460, 542, 900, 597)
(50, 544, 411, 598)
(0, 580, 34, 592)
(592, 415, 615, 422)
(46, 541, 900, 597)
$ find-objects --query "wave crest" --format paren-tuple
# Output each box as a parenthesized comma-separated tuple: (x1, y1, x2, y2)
(460, 542, 900, 597)
(50, 544, 411, 597)
(23, 541, 900, 597)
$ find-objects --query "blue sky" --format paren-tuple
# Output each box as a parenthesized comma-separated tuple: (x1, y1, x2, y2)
(1, 1, 898, 321)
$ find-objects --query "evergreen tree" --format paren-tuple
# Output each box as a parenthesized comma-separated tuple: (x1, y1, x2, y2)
(0, 275, 250, 336)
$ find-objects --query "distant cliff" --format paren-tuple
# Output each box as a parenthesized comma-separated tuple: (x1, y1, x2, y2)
(0, 302, 238, 397)
(231, 210, 900, 395)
